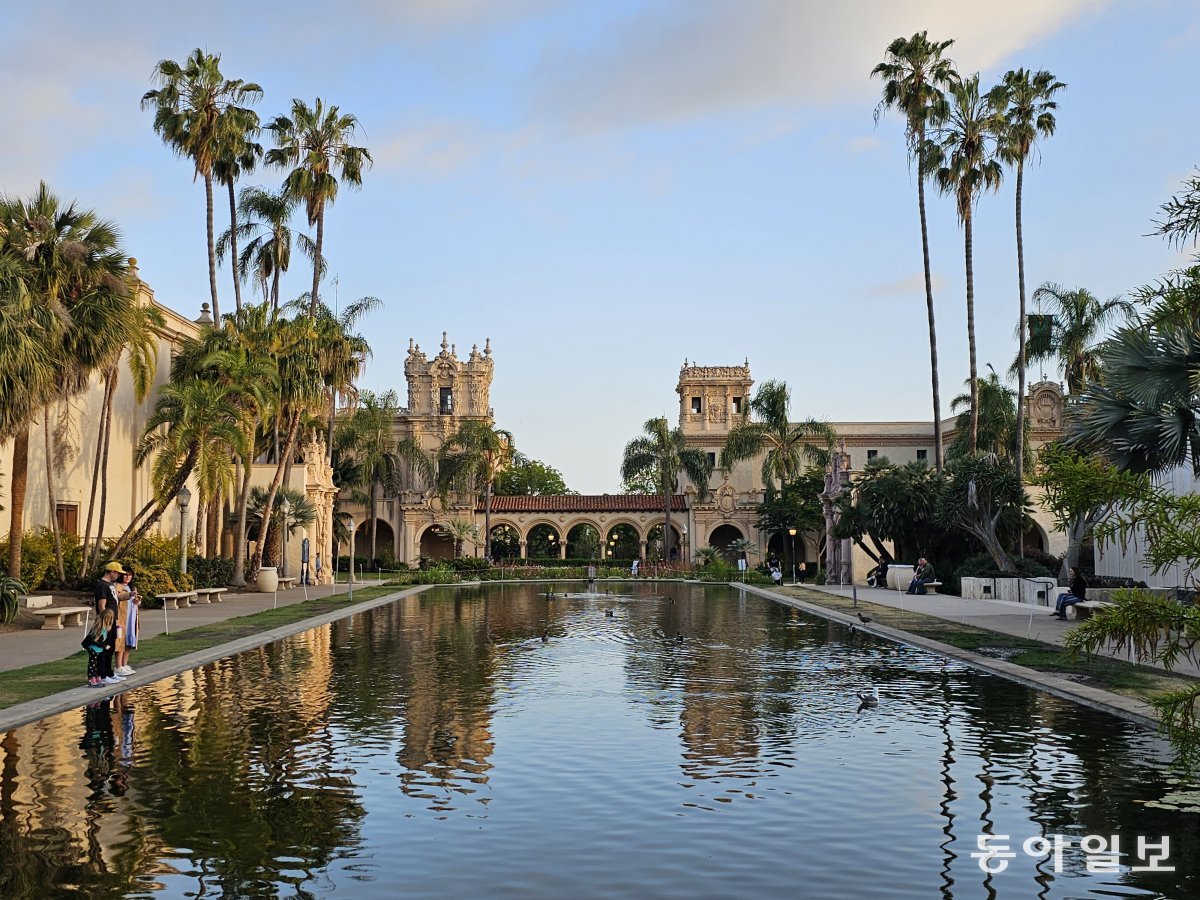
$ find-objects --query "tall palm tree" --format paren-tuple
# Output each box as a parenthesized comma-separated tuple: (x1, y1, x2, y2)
(345, 389, 432, 559)
(949, 365, 1027, 462)
(931, 73, 1004, 454)
(266, 98, 371, 315)
(0, 183, 131, 579)
(991, 68, 1066, 490)
(872, 32, 958, 472)
(1028, 283, 1134, 395)
(438, 421, 514, 561)
(218, 187, 312, 315)
(621, 417, 711, 563)
(213, 113, 263, 313)
(141, 49, 262, 321)
(720, 380, 836, 491)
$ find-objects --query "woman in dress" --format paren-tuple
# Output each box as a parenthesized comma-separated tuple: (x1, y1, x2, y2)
(113, 570, 140, 676)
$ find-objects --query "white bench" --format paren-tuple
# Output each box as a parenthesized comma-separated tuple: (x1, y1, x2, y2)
(195, 587, 228, 603)
(277, 577, 299, 590)
(31, 606, 91, 629)
(1071, 600, 1115, 620)
(19, 594, 53, 610)
(158, 591, 198, 610)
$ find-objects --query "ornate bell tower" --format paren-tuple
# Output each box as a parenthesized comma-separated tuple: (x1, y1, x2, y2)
(675, 359, 754, 436)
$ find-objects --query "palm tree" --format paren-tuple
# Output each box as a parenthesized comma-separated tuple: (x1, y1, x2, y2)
(0, 183, 131, 579)
(141, 49, 262, 321)
(345, 389, 432, 559)
(949, 365, 1028, 463)
(266, 98, 371, 315)
(930, 73, 1004, 454)
(720, 380, 835, 490)
(621, 417, 711, 563)
(444, 519, 481, 558)
(218, 187, 317, 315)
(438, 421, 514, 562)
(247, 485, 316, 568)
(872, 32, 958, 472)
(1027, 283, 1134, 395)
(213, 114, 263, 313)
(301, 295, 379, 464)
(991, 68, 1066, 491)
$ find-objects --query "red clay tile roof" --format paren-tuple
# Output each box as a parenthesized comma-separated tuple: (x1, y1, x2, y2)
(481, 494, 687, 513)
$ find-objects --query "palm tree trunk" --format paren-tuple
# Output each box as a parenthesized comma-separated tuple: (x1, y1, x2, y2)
(917, 144, 945, 471)
(205, 171, 220, 322)
(194, 490, 207, 557)
(109, 449, 198, 559)
(227, 180, 243, 313)
(206, 493, 220, 558)
(271, 265, 281, 319)
(43, 411, 65, 583)
(1014, 160, 1027, 555)
(326, 392, 337, 464)
(369, 482, 378, 560)
(81, 371, 115, 570)
(230, 447, 254, 587)
(91, 385, 116, 570)
(964, 210, 979, 454)
(7, 427, 30, 580)
(662, 488, 672, 563)
(253, 410, 302, 573)
(310, 207, 324, 316)
(484, 480, 493, 560)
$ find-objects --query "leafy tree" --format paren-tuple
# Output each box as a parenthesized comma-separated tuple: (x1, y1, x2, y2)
(930, 73, 1004, 454)
(442, 519, 481, 558)
(937, 454, 1025, 571)
(437, 421, 514, 561)
(720, 380, 834, 489)
(621, 468, 659, 495)
(621, 417, 711, 562)
(872, 31, 958, 471)
(833, 458, 945, 564)
(1027, 282, 1133, 394)
(266, 98, 371, 315)
(1152, 167, 1200, 252)
(1035, 442, 1148, 576)
(141, 49, 262, 321)
(990, 68, 1065, 492)
(494, 453, 572, 495)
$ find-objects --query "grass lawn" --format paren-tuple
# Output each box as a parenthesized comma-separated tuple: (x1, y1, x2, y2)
(0, 584, 402, 710)
(775, 585, 1195, 702)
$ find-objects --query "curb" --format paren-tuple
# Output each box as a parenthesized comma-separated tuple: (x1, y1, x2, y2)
(0, 584, 433, 733)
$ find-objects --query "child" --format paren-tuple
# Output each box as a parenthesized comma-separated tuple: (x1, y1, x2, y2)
(82, 609, 122, 687)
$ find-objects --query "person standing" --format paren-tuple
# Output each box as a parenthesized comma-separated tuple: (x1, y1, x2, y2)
(315, 553, 323, 584)
(798, 562, 808, 584)
(83, 609, 121, 686)
(1051, 567, 1088, 619)
(114, 570, 140, 676)
(94, 561, 124, 614)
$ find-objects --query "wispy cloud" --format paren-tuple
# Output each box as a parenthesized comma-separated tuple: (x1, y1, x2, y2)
(873, 273, 945, 296)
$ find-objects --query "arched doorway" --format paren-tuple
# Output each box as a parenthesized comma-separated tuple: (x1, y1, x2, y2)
(646, 523, 684, 562)
(354, 519, 395, 561)
(708, 524, 744, 561)
(526, 523, 561, 560)
(605, 523, 640, 560)
(567, 523, 600, 560)
(419, 525, 454, 561)
(489, 524, 520, 560)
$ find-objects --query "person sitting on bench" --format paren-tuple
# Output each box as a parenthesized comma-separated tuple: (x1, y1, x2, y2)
(1051, 567, 1088, 619)
(906, 557, 935, 595)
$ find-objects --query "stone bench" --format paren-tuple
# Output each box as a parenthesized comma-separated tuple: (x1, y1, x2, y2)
(1071, 600, 1116, 620)
(195, 587, 228, 603)
(31, 606, 91, 629)
(158, 591, 198, 610)
(19, 594, 53, 610)
(277, 577, 299, 590)
(904, 581, 943, 595)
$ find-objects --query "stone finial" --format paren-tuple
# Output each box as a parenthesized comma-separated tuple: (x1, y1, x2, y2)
(484, 338, 491, 357)
(195, 302, 214, 326)
(408, 337, 415, 352)
(451, 343, 456, 357)
(441, 331, 449, 352)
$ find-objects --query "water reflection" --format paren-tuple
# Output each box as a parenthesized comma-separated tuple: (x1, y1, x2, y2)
(0, 582, 1196, 898)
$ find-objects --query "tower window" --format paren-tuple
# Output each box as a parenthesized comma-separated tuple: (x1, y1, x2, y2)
(916, 449, 928, 461)
(707, 452, 717, 468)
(867, 449, 878, 460)
(732, 396, 742, 414)
(440, 387, 454, 414)
(691, 396, 702, 414)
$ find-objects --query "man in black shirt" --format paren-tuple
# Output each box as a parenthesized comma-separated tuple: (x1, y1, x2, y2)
(94, 561, 126, 614)
(1052, 567, 1088, 619)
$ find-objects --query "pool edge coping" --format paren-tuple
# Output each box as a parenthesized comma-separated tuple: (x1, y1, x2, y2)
(734, 582, 1162, 731)
(0, 584, 434, 733)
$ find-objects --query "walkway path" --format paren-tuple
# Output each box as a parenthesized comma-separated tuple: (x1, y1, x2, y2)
(0, 579, 390, 673)
(796, 581, 1200, 679)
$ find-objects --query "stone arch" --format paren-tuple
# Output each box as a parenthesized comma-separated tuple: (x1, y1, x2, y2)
(566, 522, 601, 559)
(599, 517, 647, 544)
(525, 522, 563, 559)
(708, 523, 744, 560)
(489, 523, 521, 559)
(418, 524, 454, 561)
(646, 522, 684, 562)
(603, 521, 642, 559)
(354, 519, 396, 559)
(1023, 519, 1050, 555)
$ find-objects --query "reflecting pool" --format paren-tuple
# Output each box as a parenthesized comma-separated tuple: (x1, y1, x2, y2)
(1, 582, 1197, 898)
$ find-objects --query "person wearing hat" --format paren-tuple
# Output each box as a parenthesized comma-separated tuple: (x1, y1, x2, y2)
(94, 561, 125, 615)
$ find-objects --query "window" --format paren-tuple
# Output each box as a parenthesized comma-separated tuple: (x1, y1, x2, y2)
(707, 452, 717, 469)
(867, 449, 878, 460)
(916, 449, 928, 461)
(56, 503, 79, 536)
(691, 396, 702, 414)
(439, 387, 454, 414)
(732, 396, 743, 415)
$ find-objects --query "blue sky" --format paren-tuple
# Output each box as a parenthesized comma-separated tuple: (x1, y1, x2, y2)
(3, 1, 1198, 492)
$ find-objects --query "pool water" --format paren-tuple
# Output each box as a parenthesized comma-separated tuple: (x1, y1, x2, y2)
(1, 582, 1197, 898)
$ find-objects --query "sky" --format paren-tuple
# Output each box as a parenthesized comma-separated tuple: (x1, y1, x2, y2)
(2, 0, 1198, 493)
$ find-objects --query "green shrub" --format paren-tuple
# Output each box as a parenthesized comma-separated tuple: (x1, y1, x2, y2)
(448, 557, 491, 573)
(189, 556, 234, 588)
(813, 570, 827, 585)
(0, 575, 27, 625)
(126, 562, 177, 608)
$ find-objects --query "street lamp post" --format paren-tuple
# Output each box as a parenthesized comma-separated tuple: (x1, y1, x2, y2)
(280, 496, 291, 580)
(788, 527, 797, 585)
(177, 486, 191, 576)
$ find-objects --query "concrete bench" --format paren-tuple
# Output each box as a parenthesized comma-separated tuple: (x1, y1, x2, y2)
(31, 606, 91, 629)
(1071, 600, 1116, 620)
(19, 594, 53, 610)
(195, 587, 228, 603)
(158, 591, 198, 610)
(277, 577, 299, 590)
(904, 581, 943, 595)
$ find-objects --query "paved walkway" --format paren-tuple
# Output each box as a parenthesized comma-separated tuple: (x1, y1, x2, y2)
(799, 581, 1200, 679)
(0, 579, 390, 673)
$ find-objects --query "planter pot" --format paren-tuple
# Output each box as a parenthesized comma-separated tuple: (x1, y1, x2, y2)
(256, 566, 279, 593)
